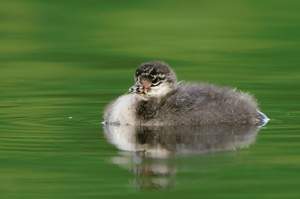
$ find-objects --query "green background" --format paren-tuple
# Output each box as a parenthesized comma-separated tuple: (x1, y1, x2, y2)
(1, 0, 299, 198)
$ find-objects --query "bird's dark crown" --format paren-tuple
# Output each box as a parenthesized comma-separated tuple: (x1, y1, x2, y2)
(134, 61, 173, 83)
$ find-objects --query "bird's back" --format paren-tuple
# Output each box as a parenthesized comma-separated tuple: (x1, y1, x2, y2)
(136, 83, 260, 125)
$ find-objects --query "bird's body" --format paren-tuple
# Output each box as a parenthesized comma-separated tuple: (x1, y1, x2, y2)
(104, 61, 268, 126)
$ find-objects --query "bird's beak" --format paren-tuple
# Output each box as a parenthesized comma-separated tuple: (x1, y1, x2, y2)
(129, 82, 144, 94)
(129, 82, 150, 94)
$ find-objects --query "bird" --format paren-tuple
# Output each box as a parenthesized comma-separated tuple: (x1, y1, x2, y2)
(103, 60, 269, 126)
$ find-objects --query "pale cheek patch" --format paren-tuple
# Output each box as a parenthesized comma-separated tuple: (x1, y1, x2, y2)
(147, 83, 173, 98)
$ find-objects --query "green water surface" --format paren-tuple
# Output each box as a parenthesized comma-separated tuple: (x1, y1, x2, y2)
(1, 0, 300, 198)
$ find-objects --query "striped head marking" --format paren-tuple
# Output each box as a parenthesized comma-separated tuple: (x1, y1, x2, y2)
(130, 61, 177, 98)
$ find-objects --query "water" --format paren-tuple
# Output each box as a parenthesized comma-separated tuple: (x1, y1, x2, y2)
(1, 0, 300, 198)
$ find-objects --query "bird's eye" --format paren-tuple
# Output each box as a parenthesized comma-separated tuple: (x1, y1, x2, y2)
(151, 78, 160, 86)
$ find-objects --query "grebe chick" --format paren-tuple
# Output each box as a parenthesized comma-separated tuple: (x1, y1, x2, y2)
(104, 61, 269, 126)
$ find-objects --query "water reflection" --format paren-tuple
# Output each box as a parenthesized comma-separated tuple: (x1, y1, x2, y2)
(103, 124, 261, 190)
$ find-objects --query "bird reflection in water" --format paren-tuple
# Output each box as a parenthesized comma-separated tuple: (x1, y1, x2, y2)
(103, 124, 262, 190)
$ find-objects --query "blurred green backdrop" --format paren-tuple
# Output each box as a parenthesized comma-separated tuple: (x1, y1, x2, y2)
(1, 0, 300, 199)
